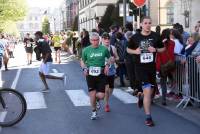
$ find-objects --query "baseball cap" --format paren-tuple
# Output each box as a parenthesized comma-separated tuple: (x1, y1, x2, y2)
(102, 32, 110, 39)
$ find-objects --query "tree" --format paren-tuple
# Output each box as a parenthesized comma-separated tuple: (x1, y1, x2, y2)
(42, 16, 50, 35)
(101, 0, 146, 30)
(0, 0, 27, 33)
(100, 4, 116, 32)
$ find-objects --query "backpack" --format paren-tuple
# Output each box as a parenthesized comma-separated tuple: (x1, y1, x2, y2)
(115, 39, 126, 63)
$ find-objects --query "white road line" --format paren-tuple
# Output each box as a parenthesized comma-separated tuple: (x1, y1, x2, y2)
(23, 92, 47, 110)
(113, 88, 138, 104)
(11, 68, 22, 89)
(52, 69, 58, 73)
(65, 90, 90, 106)
(0, 111, 7, 131)
(49, 73, 65, 77)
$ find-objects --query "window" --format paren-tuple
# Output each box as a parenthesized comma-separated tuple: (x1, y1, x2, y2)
(167, 6, 174, 24)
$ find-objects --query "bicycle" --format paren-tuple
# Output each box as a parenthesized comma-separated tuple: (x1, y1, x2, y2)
(0, 54, 27, 127)
(0, 88, 27, 127)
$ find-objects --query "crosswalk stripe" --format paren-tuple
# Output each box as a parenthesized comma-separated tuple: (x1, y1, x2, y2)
(23, 92, 47, 110)
(0, 111, 7, 122)
(113, 88, 138, 104)
(49, 73, 65, 77)
(65, 90, 90, 106)
(52, 69, 58, 73)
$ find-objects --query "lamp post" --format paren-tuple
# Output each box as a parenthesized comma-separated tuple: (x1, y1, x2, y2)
(123, 0, 127, 27)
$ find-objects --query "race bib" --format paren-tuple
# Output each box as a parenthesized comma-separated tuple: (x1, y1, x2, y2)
(140, 53, 154, 63)
(89, 66, 101, 76)
(27, 43, 31, 47)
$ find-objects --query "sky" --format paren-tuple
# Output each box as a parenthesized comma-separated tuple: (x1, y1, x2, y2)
(26, 0, 63, 8)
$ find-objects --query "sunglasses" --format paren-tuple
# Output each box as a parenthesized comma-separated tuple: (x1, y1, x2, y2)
(103, 37, 110, 40)
(91, 39, 99, 41)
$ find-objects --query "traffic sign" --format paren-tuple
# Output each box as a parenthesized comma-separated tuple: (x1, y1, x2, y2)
(132, 0, 146, 7)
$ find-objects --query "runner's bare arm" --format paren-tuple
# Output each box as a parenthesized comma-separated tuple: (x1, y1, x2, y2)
(127, 47, 141, 55)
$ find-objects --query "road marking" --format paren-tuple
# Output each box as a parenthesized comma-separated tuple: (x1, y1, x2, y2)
(65, 90, 90, 106)
(49, 73, 65, 77)
(113, 88, 138, 104)
(23, 92, 47, 110)
(11, 68, 22, 89)
(52, 69, 58, 73)
(0, 81, 4, 87)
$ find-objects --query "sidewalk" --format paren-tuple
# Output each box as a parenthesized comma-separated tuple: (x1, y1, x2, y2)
(114, 77, 200, 127)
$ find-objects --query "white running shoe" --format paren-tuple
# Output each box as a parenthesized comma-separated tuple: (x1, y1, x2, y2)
(91, 111, 97, 120)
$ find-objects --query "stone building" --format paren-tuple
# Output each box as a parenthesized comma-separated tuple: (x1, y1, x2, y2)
(79, 0, 118, 31)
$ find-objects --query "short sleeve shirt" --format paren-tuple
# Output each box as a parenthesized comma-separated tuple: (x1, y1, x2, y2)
(82, 45, 110, 67)
(128, 31, 163, 67)
(52, 35, 62, 47)
(24, 37, 34, 48)
(38, 39, 52, 62)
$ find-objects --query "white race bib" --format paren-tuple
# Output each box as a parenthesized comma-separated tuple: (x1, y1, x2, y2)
(27, 43, 31, 47)
(140, 53, 154, 63)
(89, 66, 101, 76)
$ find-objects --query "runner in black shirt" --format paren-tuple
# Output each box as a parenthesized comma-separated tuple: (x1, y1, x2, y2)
(35, 31, 65, 93)
(24, 33, 34, 65)
(127, 16, 165, 127)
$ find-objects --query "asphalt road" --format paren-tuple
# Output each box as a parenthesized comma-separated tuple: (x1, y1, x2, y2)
(0, 44, 199, 134)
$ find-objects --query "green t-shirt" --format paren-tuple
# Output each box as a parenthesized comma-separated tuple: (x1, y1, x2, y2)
(82, 45, 110, 67)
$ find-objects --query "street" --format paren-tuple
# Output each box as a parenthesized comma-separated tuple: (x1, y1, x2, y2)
(0, 44, 199, 134)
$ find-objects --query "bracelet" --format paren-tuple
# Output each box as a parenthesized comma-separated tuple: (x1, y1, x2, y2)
(82, 67, 88, 71)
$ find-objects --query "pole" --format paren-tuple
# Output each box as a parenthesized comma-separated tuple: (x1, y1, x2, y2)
(77, 0, 80, 33)
(158, 0, 160, 25)
(123, 0, 126, 27)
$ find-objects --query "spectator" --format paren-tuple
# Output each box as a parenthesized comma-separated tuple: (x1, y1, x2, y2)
(181, 32, 200, 57)
(156, 28, 175, 105)
(170, 29, 184, 54)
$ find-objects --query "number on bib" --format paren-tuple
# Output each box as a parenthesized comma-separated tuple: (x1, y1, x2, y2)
(140, 53, 153, 63)
(89, 67, 101, 76)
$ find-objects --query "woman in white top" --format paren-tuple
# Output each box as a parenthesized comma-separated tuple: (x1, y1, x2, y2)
(170, 29, 184, 54)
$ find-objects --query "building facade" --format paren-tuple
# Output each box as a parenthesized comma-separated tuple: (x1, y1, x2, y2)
(17, 7, 58, 37)
(66, 0, 78, 30)
(79, 0, 118, 32)
(148, 0, 199, 32)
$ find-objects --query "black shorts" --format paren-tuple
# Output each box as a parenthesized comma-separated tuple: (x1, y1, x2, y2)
(135, 66, 156, 87)
(54, 47, 61, 51)
(25, 47, 33, 53)
(86, 74, 106, 93)
(105, 75, 115, 89)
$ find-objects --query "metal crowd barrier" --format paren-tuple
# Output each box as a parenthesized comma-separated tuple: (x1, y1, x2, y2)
(174, 54, 200, 108)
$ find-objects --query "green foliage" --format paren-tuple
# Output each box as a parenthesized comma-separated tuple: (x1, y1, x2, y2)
(1, 21, 20, 36)
(101, 0, 146, 31)
(0, 0, 27, 33)
(101, 4, 116, 32)
(42, 16, 50, 35)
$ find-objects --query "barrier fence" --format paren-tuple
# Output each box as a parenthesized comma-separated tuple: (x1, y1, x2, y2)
(173, 54, 200, 108)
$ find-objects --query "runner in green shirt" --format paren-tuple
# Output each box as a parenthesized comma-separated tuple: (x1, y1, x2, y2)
(81, 32, 110, 120)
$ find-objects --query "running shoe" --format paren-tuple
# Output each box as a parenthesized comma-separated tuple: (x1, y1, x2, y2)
(137, 93, 143, 108)
(91, 111, 97, 120)
(145, 118, 155, 127)
(105, 104, 110, 112)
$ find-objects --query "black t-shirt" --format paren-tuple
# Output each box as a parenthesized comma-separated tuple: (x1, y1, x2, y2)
(128, 31, 163, 67)
(37, 39, 52, 62)
(24, 37, 34, 48)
